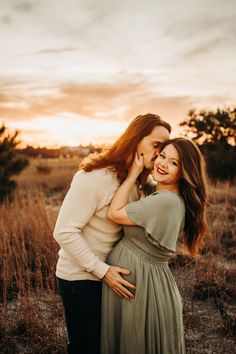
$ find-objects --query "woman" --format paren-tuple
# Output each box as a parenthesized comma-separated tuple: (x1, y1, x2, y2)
(101, 138, 208, 354)
(53, 113, 171, 354)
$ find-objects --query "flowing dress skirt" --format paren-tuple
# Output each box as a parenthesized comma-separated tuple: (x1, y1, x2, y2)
(101, 238, 186, 354)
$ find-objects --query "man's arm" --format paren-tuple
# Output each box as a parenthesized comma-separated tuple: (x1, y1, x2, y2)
(53, 170, 135, 299)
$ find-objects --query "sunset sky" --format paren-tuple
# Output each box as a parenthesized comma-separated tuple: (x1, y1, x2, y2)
(0, 0, 235, 147)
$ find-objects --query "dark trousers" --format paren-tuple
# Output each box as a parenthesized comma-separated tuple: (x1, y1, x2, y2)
(58, 278, 102, 354)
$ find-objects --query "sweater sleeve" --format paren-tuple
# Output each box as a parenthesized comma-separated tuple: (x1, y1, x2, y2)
(53, 170, 110, 279)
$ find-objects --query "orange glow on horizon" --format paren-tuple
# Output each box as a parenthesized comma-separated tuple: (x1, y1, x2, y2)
(6, 115, 129, 148)
(9, 119, 184, 149)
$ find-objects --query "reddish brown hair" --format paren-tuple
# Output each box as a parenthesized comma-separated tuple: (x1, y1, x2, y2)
(159, 138, 208, 256)
(80, 113, 171, 187)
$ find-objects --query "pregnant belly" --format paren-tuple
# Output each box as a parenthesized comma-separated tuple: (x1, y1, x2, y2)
(107, 241, 137, 288)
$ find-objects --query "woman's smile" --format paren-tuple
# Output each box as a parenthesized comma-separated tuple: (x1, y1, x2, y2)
(156, 166, 168, 175)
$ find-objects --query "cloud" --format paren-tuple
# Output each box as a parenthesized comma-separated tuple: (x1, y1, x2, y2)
(1, 14, 12, 25)
(0, 77, 191, 126)
(1, 72, 234, 138)
(0, 0, 35, 25)
(166, 16, 230, 39)
(181, 37, 225, 60)
(1, 60, 235, 132)
(36, 47, 81, 54)
(13, 2, 33, 12)
(163, 9, 236, 64)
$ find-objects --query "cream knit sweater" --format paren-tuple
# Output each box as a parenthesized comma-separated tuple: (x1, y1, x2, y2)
(53, 168, 123, 281)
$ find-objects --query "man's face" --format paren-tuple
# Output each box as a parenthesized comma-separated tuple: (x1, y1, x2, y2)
(137, 126, 170, 169)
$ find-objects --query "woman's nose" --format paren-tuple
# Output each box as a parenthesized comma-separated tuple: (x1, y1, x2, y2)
(160, 160, 167, 168)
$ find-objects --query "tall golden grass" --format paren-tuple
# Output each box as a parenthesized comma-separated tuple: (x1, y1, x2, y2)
(0, 158, 235, 353)
(0, 191, 57, 302)
(0, 158, 80, 353)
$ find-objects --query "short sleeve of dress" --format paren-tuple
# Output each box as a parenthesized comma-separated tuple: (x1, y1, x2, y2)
(125, 191, 185, 252)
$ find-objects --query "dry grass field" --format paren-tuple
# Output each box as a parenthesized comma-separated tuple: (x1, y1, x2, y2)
(0, 157, 235, 353)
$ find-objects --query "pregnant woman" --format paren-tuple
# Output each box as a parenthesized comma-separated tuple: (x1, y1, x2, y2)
(101, 138, 208, 354)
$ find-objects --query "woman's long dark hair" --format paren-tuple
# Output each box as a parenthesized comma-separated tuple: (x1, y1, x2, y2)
(80, 113, 171, 188)
(159, 138, 208, 256)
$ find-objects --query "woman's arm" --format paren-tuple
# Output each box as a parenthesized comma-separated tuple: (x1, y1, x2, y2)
(107, 154, 144, 225)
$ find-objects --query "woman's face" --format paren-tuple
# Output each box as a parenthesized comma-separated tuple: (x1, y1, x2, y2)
(137, 126, 170, 169)
(153, 144, 181, 186)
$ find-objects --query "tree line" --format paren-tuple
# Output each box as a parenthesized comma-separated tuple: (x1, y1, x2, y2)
(180, 107, 235, 180)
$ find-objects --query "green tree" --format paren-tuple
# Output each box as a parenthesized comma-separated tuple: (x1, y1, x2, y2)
(0, 124, 29, 201)
(179, 107, 236, 180)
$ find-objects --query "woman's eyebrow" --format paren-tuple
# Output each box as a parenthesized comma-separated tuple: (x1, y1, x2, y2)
(169, 157, 180, 162)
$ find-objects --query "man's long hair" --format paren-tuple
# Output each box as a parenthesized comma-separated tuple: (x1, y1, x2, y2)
(80, 113, 171, 188)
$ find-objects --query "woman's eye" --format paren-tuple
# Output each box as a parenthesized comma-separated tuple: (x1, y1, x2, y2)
(171, 161, 177, 166)
(160, 153, 165, 158)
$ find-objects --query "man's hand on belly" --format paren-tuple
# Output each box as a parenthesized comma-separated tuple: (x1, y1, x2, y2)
(102, 266, 136, 300)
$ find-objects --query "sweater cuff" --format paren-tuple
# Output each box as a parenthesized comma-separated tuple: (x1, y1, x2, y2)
(92, 260, 110, 279)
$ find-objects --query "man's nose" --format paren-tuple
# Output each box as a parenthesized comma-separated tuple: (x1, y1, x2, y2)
(151, 153, 158, 162)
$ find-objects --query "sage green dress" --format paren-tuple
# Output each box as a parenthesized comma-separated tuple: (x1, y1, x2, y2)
(101, 190, 186, 354)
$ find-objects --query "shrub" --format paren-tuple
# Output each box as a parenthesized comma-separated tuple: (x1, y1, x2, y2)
(0, 124, 28, 201)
